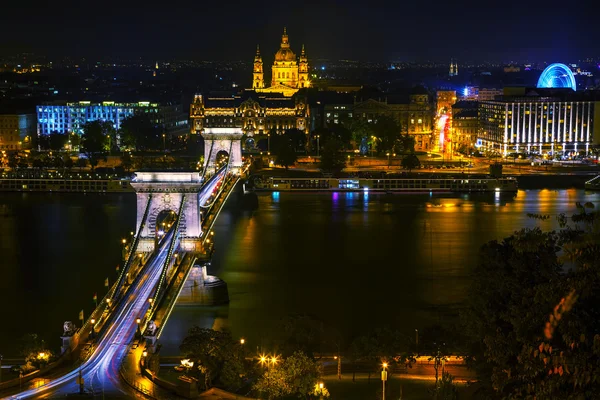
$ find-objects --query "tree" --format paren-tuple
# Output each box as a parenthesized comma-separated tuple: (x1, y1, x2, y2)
(76, 157, 88, 171)
(120, 114, 161, 151)
(253, 351, 321, 399)
(37, 135, 50, 151)
(319, 139, 346, 173)
(372, 115, 401, 154)
(343, 119, 373, 151)
(69, 133, 81, 150)
(401, 154, 420, 171)
(81, 121, 109, 171)
(394, 134, 415, 155)
(433, 371, 459, 400)
(48, 132, 68, 152)
(8, 152, 19, 170)
(280, 314, 325, 357)
(461, 206, 600, 399)
(283, 128, 306, 152)
(121, 152, 133, 172)
(63, 155, 74, 172)
(273, 137, 297, 170)
(350, 327, 415, 384)
(19, 333, 53, 371)
(179, 327, 250, 392)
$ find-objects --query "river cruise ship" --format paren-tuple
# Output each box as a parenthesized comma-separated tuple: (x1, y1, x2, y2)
(254, 176, 518, 193)
(0, 176, 132, 193)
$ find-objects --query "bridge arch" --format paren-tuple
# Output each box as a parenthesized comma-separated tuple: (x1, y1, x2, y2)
(202, 127, 243, 170)
(537, 63, 576, 91)
(130, 172, 203, 252)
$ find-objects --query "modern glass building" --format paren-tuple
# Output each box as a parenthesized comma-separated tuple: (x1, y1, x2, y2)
(36, 101, 188, 137)
(479, 88, 600, 156)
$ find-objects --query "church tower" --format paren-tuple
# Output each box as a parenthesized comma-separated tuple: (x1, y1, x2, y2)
(271, 27, 299, 88)
(449, 59, 458, 77)
(298, 44, 310, 88)
(253, 45, 264, 89)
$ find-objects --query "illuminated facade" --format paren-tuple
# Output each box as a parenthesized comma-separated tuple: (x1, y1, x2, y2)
(254, 28, 311, 97)
(190, 91, 310, 138)
(436, 91, 457, 115)
(537, 63, 576, 91)
(0, 113, 35, 150)
(478, 88, 600, 155)
(451, 101, 479, 152)
(36, 101, 188, 137)
(353, 89, 434, 151)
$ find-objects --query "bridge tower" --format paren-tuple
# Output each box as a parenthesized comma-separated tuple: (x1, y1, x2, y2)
(201, 127, 244, 172)
(189, 95, 243, 172)
(130, 172, 204, 253)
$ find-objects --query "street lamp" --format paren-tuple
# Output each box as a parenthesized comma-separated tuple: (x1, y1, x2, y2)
(162, 133, 166, 153)
(334, 355, 341, 380)
(90, 318, 96, 339)
(121, 238, 127, 261)
(386, 152, 390, 169)
(382, 363, 388, 400)
(136, 318, 141, 337)
(316, 135, 320, 157)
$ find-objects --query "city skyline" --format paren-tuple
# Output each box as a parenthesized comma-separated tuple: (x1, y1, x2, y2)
(1, 0, 598, 63)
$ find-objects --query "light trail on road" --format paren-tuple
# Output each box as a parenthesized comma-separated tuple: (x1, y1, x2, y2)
(6, 169, 231, 400)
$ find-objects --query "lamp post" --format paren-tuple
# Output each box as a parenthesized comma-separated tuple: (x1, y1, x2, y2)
(317, 135, 320, 157)
(334, 355, 341, 380)
(121, 238, 127, 261)
(136, 318, 141, 338)
(319, 382, 324, 400)
(267, 132, 271, 154)
(162, 133, 166, 153)
(90, 318, 96, 340)
(381, 363, 388, 400)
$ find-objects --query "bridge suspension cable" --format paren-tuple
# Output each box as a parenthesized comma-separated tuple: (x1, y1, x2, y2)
(151, 194, 186, 312)
(200, 139, 215, 183)
(110, 193, 153, 301)
(200, 140, 235, 209)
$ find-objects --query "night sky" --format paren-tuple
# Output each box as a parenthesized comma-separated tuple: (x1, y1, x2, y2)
(2, 0, 598, 62)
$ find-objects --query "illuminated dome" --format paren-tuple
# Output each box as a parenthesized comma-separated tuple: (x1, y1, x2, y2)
(537, 63, 576, 91)
(274, 28, 297, 62)
(275, 47, 297, 62)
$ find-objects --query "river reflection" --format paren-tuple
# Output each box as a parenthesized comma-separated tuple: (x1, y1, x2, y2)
(158, 189, 600, 355)
(0, 189, 598, 357)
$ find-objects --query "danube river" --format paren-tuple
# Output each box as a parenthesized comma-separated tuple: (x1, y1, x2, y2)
(0, 188, 598, 357)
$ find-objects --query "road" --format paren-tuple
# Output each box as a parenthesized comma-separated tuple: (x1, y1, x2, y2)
(6, 231, 175, 399)
(6, 169, 232, 399)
